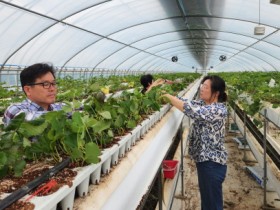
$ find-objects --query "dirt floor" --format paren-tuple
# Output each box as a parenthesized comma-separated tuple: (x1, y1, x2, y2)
(171, 129, 280, 210)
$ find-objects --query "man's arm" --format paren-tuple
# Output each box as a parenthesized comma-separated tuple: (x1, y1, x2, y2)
(3, 104, 23, 126)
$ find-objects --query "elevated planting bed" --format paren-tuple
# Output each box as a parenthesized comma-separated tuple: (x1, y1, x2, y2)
(0, 78, 201, 210)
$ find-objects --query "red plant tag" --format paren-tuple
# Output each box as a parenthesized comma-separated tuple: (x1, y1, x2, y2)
(25, 179, 58, 202)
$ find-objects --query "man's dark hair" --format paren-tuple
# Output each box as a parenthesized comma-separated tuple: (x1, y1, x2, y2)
(20, 63, 56, 90)
(140, 74, 153, 93)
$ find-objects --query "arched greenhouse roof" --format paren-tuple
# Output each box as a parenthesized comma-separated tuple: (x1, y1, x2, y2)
(1, 0, 280, 76)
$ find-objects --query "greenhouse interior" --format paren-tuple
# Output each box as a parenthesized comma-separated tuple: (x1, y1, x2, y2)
(0, 0, 280, 209)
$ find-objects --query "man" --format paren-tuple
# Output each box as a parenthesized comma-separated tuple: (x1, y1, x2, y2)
(3, 63, 64, 126)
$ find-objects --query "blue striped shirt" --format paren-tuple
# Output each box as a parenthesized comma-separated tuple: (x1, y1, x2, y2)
(3, 99, 65, 126)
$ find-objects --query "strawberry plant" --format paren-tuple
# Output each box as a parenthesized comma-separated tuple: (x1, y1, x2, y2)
(0, 72, 200, 177)
(0, 109, 101, 178)
(215, 71, 280, 127)
(0, 113, 47, 178)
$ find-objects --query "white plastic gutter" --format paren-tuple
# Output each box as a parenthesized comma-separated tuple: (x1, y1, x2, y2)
(260, 108, 280, 128)
(101, 78, 202, 210)
(102, 108, 184, 210)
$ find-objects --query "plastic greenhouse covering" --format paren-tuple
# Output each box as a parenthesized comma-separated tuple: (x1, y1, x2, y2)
(1, 0, 280, 86)
(1, 1, 280, 210)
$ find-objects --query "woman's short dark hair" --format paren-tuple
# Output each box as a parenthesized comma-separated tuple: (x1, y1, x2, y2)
(20, 63, 56, 89)
(140, 74, 153, 88)
(140, 74, 154, 94)
(201, 75, 227, 102)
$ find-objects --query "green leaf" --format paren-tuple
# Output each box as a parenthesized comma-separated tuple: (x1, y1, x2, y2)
(4, 112, 25, 131)
(0, 132, 13, 143)
(12, 132, 21, 143)
(71, 112, 84, 133)
(0, 166, 8, 178)
(126, 120, 136, 129)
(13, 160, 26, 177)
(108, 129, 114, 137)
(44, 110, 65, 122)
(143, 99, 153, 106)
(57, 89, 71, 98)
(27, 117, 46, 126)
(64, 132, 78, 149)
(70, 148, 83, 160)
(82, 116, 97, 127)
(108, 106, 117, 118)
(62, 103, 73, 113)
(85, 142, 100, 164)
(73, 100, 83, 109)
(130, 100, 138, 113)
(77, 136, 85, 149)
(90, 83, 101, 92)
(26, 139, 52, 156)
(114, 115, 124, 128)
(91, 120, 111, 133)
(117, 107, 125, 114)
(0, 152, 7, 168)
(23, 137, 31, 147)
(47, 128, 56, 141)
(18, 120, 48, 137)
(98, 111, 112, 120)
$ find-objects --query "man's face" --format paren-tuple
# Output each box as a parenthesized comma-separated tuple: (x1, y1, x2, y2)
(23, 72, 57, 110)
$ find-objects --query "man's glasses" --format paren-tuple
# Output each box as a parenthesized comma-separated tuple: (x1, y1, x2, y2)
(28, 81, 58, 89)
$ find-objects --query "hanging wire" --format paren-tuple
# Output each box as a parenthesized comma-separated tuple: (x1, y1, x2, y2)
(258, 0, 261, 25)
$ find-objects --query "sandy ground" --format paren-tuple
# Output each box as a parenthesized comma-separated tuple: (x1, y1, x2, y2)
(171, 130, 280, 210)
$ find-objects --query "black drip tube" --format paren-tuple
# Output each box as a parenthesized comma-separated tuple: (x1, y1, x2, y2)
(0, 157, 71, 210)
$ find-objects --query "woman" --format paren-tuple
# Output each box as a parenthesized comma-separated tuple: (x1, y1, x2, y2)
(140, 74, 173, 94)
(163, 75, 228, 210)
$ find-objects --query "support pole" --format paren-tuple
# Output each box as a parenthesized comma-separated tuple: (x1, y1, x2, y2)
(179, 120, 185, 196)
(243, 111, 246, 140)
(158, 169, 163, 210)
(263, 109, 268, 208)
(242, 111, 248, 162)
(227, 105, 230, 134)
(234, 103, 236, 122)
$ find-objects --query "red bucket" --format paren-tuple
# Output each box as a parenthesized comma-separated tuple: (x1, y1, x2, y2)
(162, 160, 179, 179)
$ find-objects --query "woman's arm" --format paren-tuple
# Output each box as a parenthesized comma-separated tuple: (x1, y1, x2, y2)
(164, 79, 173, 84)
(146, 78, 165, 93)
(163, 94, 184, 112)
(163, 94, 227, 121)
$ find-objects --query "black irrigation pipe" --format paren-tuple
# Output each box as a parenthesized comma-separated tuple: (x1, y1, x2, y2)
(0, 157, 71, 210)
(231, 102, 280, 170)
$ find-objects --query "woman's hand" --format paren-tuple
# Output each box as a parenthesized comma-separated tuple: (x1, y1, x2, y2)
(164, 79, 174, 84)
(146, 78, 165, 93)
(162, 93, 170, 98)
(152, 78, 165, 86)
(161, 94, 185, 112)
